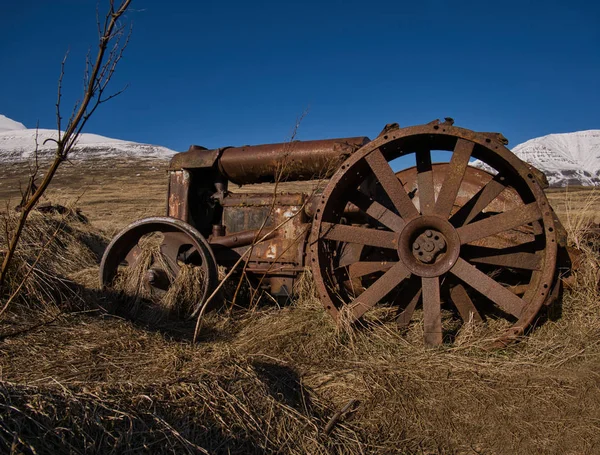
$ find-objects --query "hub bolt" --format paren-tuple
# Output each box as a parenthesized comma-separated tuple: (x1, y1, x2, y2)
(146, 269, 157, 284)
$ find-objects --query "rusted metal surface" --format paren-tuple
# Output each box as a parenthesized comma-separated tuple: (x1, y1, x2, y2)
(395, 163, 522, 215)
(230, 201, 307, 266)
(222, 193, 304, 208)
(167, 170, 191, 222)
(310, 120, 561, 346)
(412, 229, 446, 264)
(449, 284, 482, 323)
(397, 216, 461, 278)
(170, 137, 370, 184)
(169, 147, 223, 171)
(102, 119, 573, 347)
(209, 228, 276, 249)
(213, 192, 310, 295)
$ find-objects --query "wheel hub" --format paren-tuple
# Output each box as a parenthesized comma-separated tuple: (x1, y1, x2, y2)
(398, 216, 460, 277)
(412, 229, 446, 264)
(144, 268, 170, 289)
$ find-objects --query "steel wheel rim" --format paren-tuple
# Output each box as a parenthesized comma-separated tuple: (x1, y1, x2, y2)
(100, 217, 218, 317)
(309, 122, 558, 345)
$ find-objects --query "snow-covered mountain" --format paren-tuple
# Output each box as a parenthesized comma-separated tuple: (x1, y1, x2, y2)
(2, 114, 598, 186)
(508, 130, 600, 187)
(0, 115, 26, 133)
(0, 114, 176, 162)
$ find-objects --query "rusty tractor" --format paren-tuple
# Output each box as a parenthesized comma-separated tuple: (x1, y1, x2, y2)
(100, 119, 571, 345)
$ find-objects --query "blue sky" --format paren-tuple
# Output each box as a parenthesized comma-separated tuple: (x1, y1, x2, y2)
(1, 0, 599, 152)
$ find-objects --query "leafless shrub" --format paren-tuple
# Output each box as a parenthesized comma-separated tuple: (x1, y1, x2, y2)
(0, 0, 133, 315)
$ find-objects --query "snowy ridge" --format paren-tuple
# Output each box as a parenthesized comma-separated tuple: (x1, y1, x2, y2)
(0, 115, 26, 133)
(0, 115, 177, 162)
(509, 130, 600, 187)
(469, 130, 600, 187)
(2, 115, 599, 186)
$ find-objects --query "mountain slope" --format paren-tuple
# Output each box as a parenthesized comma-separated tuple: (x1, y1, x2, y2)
(3, 114, 598, 186)
(0, 114, 176, 162)
(510, 130, 600, 187)
(0, 114, 26, 133)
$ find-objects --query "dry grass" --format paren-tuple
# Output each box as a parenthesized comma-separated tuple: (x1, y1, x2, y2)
(112, 232, 208, 322)
(0, 158, 170, 233)
(547, 186, 600, 236)
(0, 207, 106, 315)
(2, 264, 600, 454)
(1, 161, 599, 454)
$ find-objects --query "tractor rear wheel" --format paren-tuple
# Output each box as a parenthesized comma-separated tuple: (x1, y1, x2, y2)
(309, 120, 558, 345)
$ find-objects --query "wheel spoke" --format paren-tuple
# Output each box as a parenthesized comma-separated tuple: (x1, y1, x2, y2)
(457, 202, 542, 245)
(416, 149, 435, 215)
(347, 261, 393, 278)
(449, 283, 482, 322)
(320, 222, 397, 249)
(462, 244, 542, 270)
(161, 232, 190, 273)
(450, 174, 507, 226)
(349, 261, 411, 319)
(450, 258, 525, 318)
(396, 279, 421, 328)
(350, 190, 405, 232)
(422, 276, 442, 345)
(124, 245, 142, 267)
(365, 149, 419, 220)
(434, 139, 474, 218)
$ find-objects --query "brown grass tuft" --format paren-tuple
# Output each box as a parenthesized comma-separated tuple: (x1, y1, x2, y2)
(0, 206, 106, 315)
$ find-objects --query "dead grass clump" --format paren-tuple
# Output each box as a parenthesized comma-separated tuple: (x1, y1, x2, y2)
(116, 232, 172, 301)
(514, 190, 600, 367)
(559, 187, 600, 248)
(335, 305, 359, 347)
(0, 207, 106, 314)
(0, 364, 334, 454)
(162, 263, 206, 315)
(292, 267, 321, 310)
(3, 266, 600, 455)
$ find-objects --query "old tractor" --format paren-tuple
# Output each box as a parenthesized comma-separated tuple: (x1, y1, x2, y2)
(100, 119, 569, 345)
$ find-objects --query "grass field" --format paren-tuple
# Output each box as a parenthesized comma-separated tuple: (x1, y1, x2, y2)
(0, 159, 599, 454)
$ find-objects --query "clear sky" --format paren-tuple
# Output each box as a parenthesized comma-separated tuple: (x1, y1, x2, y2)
(1, 0, 599, 152)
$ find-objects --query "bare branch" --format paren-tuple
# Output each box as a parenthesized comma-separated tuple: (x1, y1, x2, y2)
(0, 0, 133, 301)
(43, 138, 59, 146)
(59, 0, 132, 152)
(83, 47, 91, 96)
(96, 1, 102, 40)
(33, 122, 40, 173)
(56, 51, 68, 139)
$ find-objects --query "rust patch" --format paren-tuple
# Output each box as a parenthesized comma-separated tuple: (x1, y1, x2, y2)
(167, 170, 190, 222)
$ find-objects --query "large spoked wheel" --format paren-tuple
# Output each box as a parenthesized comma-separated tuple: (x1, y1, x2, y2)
(309, 121, 558, 345)
(100, 217, 219, 318)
